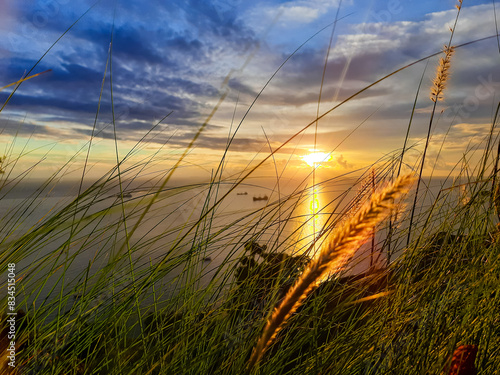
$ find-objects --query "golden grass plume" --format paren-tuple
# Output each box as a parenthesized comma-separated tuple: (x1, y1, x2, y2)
(430, 0, 461, 102)
(246, 173, 415, 372)
(430, 44, 455, 103)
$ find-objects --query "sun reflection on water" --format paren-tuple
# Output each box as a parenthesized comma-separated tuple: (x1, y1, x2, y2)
(296, 184, 326, 256)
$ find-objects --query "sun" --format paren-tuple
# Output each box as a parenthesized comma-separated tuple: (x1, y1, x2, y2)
(301, 152, 332, 167)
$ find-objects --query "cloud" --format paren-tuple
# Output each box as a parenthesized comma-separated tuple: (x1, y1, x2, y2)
(246, 0, 341, 31)
(0, 118, 68, 139)
(0, 0, 496, 178)
(333, 154, 351, 169)
(0, 0, 262, 138)
(278, 5, 320, 24)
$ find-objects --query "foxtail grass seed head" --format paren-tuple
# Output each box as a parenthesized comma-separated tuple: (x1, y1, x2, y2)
(430, 45, 455, 102)
(246, 174, 415, 372)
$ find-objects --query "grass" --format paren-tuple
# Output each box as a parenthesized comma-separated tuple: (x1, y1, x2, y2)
(1, 1, 500, 374)
(247, 174, 414, 373)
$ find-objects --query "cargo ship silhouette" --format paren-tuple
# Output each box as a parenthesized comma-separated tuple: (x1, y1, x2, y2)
(253, 195, 268, 202)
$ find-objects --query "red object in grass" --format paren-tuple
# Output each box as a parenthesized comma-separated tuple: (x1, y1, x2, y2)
(447, 345, 478, 375)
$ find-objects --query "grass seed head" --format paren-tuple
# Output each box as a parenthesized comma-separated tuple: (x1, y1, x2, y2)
(430, 45, 455, 102)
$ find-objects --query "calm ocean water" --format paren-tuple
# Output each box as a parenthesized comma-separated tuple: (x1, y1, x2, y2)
(0, 176, 468, 315)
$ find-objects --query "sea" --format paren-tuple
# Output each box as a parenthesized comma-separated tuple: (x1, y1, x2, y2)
(0, 175, 475, 319)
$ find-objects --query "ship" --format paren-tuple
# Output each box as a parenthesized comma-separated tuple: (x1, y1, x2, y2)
(115, 192, 133, 198)
(236, 192, 248, 195)
(253, 195, 269, 202)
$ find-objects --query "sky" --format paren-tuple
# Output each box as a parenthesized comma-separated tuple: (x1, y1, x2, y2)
(0, 0, 499, 183)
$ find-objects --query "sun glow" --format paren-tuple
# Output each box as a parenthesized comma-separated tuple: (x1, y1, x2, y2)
(301, 152, 332, 167)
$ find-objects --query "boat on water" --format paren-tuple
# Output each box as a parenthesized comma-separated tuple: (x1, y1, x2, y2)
(237, 192, 248, 195)
(253, 195, 268, 202)
(116, 192, 133, 198)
